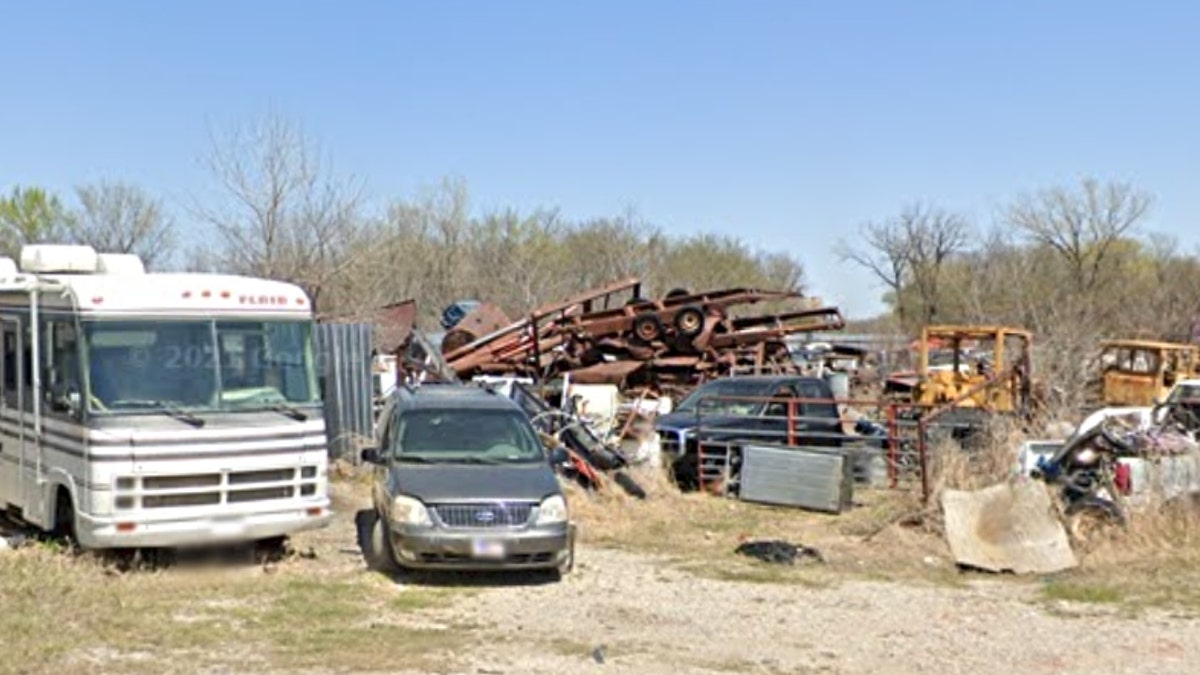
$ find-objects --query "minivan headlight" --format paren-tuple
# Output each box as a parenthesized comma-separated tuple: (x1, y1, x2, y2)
(390, 495, 432, 527)
(535, 495, 568, 525)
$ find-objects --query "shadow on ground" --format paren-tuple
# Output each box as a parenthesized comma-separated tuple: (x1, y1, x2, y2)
(354, 508, 562, 588)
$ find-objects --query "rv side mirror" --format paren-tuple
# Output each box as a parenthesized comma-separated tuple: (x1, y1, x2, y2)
(360, 446, 384, 465)
(47, 383, 80, 416)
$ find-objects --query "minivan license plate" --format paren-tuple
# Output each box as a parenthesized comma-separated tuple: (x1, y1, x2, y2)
(471, 539, 505, 559)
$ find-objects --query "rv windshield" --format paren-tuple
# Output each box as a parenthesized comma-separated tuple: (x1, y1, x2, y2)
(83, 319, 318, 415)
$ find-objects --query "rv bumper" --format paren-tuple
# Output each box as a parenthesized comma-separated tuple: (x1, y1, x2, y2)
(75, 500, 333, 548)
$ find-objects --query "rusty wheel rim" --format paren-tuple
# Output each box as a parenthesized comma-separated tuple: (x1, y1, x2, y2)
(635, 321, 660, 341)
(679, 312, 702, 333)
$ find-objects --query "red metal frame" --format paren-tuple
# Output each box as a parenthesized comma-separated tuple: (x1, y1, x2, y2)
(689, 393, 940, 500)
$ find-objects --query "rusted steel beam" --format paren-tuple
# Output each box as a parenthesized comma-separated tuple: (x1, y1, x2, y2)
(442, 277, 642, 363)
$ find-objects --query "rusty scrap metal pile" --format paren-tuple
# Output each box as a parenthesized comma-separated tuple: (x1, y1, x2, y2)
(435, 278, 844, 390)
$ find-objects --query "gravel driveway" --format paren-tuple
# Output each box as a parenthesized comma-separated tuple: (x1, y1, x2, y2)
(427, 546, 1199, 675)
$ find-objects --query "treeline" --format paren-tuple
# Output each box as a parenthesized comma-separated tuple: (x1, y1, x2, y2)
(2, 114, 805, 326)
(839, 179, 1200, 407)
(322, 182, 806, 324)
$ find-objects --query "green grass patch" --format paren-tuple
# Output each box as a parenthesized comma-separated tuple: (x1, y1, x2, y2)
(1041, 580, 1124, 605)
(0, 547, 468, 675)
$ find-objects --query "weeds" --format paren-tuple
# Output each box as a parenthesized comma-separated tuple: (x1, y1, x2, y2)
(0, 543, 466, 675)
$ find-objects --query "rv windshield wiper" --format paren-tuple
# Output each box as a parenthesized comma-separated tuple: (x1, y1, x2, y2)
(109, 399, 205, 427)
(147, 401, 206, 427)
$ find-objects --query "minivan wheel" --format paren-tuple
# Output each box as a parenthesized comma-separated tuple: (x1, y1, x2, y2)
(554, 540, 576, 579)
(364, 510, 402, 575)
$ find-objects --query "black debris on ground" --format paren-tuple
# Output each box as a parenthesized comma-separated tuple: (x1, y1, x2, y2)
(734, 539, 824, 565)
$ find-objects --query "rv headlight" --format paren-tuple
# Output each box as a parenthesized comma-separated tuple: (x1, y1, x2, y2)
(535, 494, 568, 525)
(389, 495, 432, 527)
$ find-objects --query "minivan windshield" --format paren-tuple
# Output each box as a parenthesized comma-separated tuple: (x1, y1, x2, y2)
(392, 409, 545, 464)
(83, 319, 318, 415)
(675, 379, 773, 416)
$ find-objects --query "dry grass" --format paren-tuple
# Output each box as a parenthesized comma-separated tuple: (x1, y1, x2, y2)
(920, 420, 1200, 611)
(1038, 498, 1200, 612)
(569, 464, 956, 586)
(0, 541, 467, 675)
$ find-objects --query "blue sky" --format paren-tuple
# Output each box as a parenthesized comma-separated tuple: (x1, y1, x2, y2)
(2, 1, 1198, 317)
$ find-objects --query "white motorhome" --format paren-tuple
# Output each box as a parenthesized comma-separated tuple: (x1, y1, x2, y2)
(0, 244, 332, 548)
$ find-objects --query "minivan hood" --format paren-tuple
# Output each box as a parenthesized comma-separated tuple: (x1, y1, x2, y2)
(390, 462, 561, 504)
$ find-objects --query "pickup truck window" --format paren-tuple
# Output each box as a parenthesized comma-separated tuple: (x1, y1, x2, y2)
(677, 379, 772, 415)
(763, 385, 798, 417)
(799, 381, 838, 420)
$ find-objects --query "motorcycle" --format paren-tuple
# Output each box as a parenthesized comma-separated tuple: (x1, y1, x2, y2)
(1032, 420, 1131, 546)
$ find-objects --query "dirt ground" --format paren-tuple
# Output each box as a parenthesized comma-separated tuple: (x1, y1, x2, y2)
(4, 473, 1200, 675)
(295, 477, 1200, 675)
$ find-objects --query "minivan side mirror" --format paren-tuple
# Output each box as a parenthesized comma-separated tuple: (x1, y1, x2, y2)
(548, 445, 570, 466)
(360, 446, 384, 465)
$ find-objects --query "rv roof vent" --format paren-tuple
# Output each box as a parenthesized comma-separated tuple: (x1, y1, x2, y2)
(96, 253, 146, 275)
(0, 257, 18, 279)
(20, 244, 99, 274)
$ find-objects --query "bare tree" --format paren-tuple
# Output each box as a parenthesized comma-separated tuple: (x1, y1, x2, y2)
(900, 203, 970, 323)
(73, 182, 176, 269)
(837, 202, 969, 326)
(1005, 178, 1151, 294)
(192, 113, 365, 311)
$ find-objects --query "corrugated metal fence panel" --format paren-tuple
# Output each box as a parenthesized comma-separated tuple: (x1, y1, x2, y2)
(314, 323, 375, 460)
(739, 444, 853, 513)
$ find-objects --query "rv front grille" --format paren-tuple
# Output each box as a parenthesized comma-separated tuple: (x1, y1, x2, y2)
(144, 474, 222, 490)
(228, 486, 295, 503)
(111, 465, 321, 510)
(143, 492, 221, 509)
(229, 469, 294, 485)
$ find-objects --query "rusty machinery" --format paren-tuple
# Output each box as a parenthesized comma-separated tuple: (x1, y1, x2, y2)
(439, 279, 845, 389)
(885, 325, 1035, 437)
(1095, 339, 1200, 407)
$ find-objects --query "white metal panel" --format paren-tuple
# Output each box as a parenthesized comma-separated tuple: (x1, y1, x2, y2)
(740, 444, 853, 513)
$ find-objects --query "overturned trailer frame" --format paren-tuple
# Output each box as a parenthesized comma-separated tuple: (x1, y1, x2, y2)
(441, 279, 845, 390)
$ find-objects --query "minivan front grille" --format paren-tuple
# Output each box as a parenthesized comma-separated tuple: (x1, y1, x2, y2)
(431, 503, 534, 529)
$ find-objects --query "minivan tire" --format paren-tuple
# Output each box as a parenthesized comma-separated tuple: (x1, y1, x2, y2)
(362, 510, 403, 575)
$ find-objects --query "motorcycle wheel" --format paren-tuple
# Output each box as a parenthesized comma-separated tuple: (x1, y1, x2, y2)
(1064, 497, 1124, 553)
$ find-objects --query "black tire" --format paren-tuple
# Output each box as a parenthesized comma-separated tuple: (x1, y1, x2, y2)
(360, 509, 402, 575)
(52, 488, 78, 550)
(631, 313, 664, 343)
(255, 536, 290, 563)
(624, 296, 649, 308)
(673, 305, 706, 338)
(665, 287, 691, 299)
(613, 471, 647, 500)
(1064, 497, 1124, 552)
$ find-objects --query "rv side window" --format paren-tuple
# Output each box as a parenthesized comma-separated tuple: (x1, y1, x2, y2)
(42, 320, 82, 416)
(2, 326, 17, 406)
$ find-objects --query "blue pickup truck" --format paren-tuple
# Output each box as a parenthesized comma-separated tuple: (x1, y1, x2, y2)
(656, 375, 884, 489)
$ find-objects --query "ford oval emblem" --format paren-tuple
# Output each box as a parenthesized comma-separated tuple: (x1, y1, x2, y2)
(476, 510, 496, 523)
